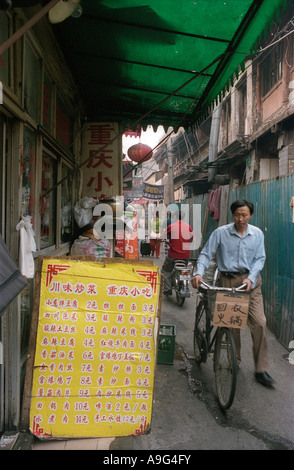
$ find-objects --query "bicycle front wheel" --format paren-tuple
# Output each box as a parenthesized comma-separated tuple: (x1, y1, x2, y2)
(214, 328, 237, 410)
(193, 300, 208, 364)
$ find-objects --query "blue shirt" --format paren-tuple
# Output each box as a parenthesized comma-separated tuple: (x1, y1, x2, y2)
(195, 223, 266, 288)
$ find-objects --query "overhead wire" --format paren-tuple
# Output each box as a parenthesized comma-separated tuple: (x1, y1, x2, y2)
(44, 11, 294, 196)
(44, 53, 224, 195)
(180, 16, 294, 176)
(126, 17, 294, 179)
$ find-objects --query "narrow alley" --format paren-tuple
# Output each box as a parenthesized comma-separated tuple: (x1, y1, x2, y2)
(19, 253, 294, 452)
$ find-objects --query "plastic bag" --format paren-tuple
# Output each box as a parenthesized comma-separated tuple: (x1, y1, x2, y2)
(16, 216, 36, 278)
(150, 231, 160, 239)
(71, 237, 111, 259)
(73, 197, 98, 228)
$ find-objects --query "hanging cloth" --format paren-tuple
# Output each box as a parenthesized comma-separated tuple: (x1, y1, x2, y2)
(208, 186, 222, 220)
(16, 216, 36, 278)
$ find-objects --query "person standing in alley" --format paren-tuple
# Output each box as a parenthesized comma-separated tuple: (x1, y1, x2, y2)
(150, 211, 162, 258)
(191, 199, 274, 388)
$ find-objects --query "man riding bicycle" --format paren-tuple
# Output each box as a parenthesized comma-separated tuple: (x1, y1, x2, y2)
(191, 199, 274, 388)
(162, 210, 194, 296)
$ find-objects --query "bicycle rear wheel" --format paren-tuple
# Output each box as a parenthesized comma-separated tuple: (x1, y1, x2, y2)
(214, 327, 237, 410)
(193, 300, 208, 363)
(175, 289, 185, 306)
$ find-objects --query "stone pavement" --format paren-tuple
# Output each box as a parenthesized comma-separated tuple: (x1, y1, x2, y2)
(11, 250, 294, 451)
(32, 436, 115, 450)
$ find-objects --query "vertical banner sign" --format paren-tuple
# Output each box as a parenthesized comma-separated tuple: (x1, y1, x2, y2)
(81, 122, 121, 199)
(125, 216, 139, 260)
(29, 258, 161, 438)
(114, 230, 125, 258)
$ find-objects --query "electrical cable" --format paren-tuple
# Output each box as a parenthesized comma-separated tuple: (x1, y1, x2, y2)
(44, 13, 294, 196)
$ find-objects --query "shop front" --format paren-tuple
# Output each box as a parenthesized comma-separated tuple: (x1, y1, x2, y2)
(0, 8, 79, 436)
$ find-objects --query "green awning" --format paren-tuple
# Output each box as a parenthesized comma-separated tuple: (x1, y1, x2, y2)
(53, 0, 287, 131)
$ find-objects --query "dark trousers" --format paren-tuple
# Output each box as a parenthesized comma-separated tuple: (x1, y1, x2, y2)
(162, 256, 188, 292)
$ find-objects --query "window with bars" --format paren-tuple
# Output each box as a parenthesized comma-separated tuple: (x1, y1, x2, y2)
(261, 42, 283, 97)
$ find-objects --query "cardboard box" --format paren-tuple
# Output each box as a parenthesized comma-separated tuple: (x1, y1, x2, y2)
(212, 292, 250, 329)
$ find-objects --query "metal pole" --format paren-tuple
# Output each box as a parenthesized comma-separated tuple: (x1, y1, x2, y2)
(166, 138, 174, 205)
(0, 0, 60, 56)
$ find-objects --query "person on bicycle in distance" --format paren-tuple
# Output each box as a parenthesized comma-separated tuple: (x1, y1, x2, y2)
(191, 199, 274, 388)
(162, 210, 194, 295)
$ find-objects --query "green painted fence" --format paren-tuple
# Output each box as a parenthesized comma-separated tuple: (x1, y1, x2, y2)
(191, 175, 294, 348)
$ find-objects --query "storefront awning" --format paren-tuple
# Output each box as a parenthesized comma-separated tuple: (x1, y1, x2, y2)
(52, 0, 286, 131)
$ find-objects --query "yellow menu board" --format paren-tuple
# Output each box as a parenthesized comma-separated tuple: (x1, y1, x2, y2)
(28, 258, 161, 439)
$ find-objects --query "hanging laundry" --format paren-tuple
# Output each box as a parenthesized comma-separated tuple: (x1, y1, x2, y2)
(208, 186, 222, 220)
(16, 216, 36, 278)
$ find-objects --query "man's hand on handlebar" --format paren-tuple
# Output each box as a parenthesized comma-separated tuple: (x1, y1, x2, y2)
(191, 274, 203, 289)
(243, 278, 252, 293)
(191, 275, 252, 292)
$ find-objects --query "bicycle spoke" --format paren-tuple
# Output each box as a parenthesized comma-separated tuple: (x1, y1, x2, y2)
(214, 328, 237, 409)
(194, 300, 208, 363)
(194, 279, 244, 410)
(176, 290, 185, 306)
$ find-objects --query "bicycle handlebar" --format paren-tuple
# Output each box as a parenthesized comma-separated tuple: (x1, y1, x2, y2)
(199, 280, 248, 292)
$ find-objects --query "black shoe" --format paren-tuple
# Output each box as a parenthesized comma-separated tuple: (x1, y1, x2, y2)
(164, 290, 172, 296)
(255, 372, 275, 387)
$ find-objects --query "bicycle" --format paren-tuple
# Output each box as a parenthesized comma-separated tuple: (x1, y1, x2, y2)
(164, 257, 196, 307)
(170, 259, 192, 306)
(193, 277, 248, 410)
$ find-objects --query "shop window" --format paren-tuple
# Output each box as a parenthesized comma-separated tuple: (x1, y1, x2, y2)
(221, 98, 231, 147)
(0, 118, 4, 233)
(40, 152, 57, 249)
(20, 280, 34, 356)
(24, 40, 40, 122)
(43, 72, 53, 134)
(261, 42, 283, 97)
(237, 80, 247, 135)
(60, 163, 73, 243)
(291, 33, 294, 68)
(21, 127, 36, 221)
(56, 94, 73, 149)
(0, 11, 9, 86)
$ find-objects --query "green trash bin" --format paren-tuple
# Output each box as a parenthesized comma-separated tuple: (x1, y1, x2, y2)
(157, 324, 176, 365)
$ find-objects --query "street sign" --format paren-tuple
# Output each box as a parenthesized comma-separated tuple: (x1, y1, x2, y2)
(22, 257, 162, 438)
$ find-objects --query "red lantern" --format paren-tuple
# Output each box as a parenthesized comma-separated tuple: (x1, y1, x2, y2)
(127, 143, 153, 163)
